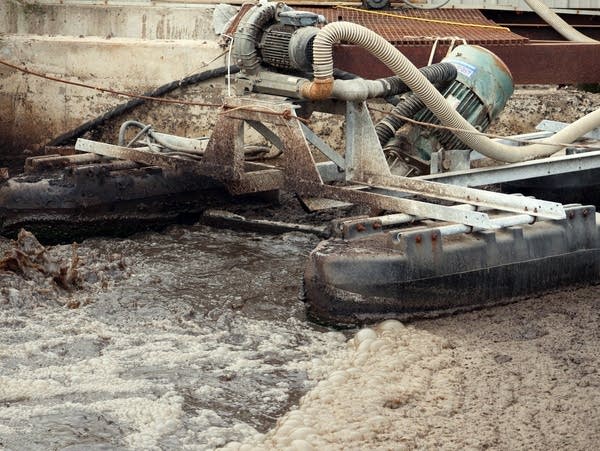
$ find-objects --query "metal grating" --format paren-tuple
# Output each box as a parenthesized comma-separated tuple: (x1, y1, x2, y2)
(303, 7, 528, 45)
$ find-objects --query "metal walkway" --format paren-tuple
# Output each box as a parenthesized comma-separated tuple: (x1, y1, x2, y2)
(305, 7, 528, 45)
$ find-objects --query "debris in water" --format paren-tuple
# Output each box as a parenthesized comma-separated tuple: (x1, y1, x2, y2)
(0, 229, 81, 289)
(0, 229, 130, 309)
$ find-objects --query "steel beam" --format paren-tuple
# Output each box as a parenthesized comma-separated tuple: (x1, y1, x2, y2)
(536, 120, 600, 140)
(294, 180, 496, 229)
(420, 149, 600, 188)
(358, 173, 565, 219)
(301, 123, 345, 169)
(333, 42, 600, 84)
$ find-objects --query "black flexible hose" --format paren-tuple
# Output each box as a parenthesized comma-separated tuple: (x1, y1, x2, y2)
(332, 68, 361, 81)
(382, 62, 457, 105)
(334, 63, 456, 105)
(48, 62, 454, 147)
(47, 65, 240, 147)
(375, 93, 427, 146)
(374, 63, 458, 146)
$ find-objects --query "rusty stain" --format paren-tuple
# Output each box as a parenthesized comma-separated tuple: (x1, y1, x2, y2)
(25, 153, 106, 173)
(44, 146, 77, 156)
(224, 3, 254, 37)
(415, 234, 422, 244)
(356, 223, 366, 233)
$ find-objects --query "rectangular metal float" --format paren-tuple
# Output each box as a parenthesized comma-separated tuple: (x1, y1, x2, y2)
(303, 204, 600, 326)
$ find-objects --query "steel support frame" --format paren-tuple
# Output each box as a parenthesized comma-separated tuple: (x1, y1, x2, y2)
(420, 149, 600, 187)
(76, 96, 566, 229)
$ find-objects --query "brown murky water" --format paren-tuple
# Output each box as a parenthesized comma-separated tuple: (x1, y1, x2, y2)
(0, 225, 347, 449)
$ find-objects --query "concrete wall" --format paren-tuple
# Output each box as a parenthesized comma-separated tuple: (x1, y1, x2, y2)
(0, 1, 233, 166)
(1, 1, 220, 40)
(446, 0, 599, 13)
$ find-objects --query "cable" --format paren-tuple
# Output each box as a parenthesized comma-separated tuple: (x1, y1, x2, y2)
(46, 65, 240, 146)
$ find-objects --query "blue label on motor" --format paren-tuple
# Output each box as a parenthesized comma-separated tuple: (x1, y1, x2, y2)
(448, 60, 477, 79)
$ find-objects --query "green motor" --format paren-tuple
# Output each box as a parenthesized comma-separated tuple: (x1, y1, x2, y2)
(410, 45, 514, 159)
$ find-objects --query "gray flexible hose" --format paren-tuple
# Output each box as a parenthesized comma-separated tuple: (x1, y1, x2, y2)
(308, 22, 600, 163)
(524, 0, 597, 43)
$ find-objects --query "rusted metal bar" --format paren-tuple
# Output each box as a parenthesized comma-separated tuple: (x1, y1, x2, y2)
(25, 153, 107, 173)
(74, 139, 286, 195)
(227, 169, 285, 195)
(333, 42, 600, 84)
(44, 146, 77, 156)
(67, 160, 142, 177)
(201, 209, 329, 237)
(75, 140, 196, 173)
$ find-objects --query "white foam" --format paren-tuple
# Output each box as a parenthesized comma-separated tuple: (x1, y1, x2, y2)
(91, 392, 184, 449)
(0, 300, 347, 448)
(223, 320, 456, 450)
(0, 229, 350, 449)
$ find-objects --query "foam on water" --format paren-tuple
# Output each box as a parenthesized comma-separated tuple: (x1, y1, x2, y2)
(224, 320, 458, 450)
(0, 225, 347, 450)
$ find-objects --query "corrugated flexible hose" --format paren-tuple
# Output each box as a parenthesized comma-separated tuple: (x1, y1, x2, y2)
(304, 21, 600, 163)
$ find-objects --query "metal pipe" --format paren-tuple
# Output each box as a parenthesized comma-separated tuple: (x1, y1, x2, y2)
(437, 213, 535, 236)
(378, 203, 478, 227)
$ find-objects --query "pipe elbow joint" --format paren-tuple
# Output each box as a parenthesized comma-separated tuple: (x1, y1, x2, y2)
(299, 78, 334, 100)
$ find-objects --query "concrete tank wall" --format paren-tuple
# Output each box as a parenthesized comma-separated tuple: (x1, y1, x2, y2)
(1, 1, 220, 40)
(0, 1, 233, 166)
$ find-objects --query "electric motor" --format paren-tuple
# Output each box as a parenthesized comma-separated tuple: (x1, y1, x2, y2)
(233, 5, 324, 75)
(259, 23, 318, 72)
(408, 45, 514, 159)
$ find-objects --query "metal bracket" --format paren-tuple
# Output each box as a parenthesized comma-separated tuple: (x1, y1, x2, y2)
(344, 101, 391, 181)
